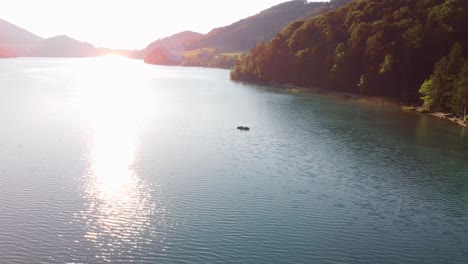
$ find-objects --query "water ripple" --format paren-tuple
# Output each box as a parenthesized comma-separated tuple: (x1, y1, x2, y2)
(0, 59, 468, 263)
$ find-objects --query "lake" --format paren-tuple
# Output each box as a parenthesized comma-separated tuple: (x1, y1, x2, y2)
(0, 57, 467, 263)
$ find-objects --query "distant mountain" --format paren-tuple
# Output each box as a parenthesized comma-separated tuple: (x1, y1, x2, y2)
(143, 0, 352, 68)
(184, 0, 351, 52)
(0, 18, 44, 57)
(144, 47, 183, 65)
(27, 35, 98, 57)
(0, 18, 135, 58)
(132, 31, 203, 59)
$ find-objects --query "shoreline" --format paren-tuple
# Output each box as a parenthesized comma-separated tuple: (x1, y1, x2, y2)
(249, 81, 401, 104)
(402, 106, 468, 128)
(237, 80, 468, 129)
(430, 112, 468, 128)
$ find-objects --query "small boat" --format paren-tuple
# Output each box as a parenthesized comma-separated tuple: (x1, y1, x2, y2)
(237, 126, 250, 131)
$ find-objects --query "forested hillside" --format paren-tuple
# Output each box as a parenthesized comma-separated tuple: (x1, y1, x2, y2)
(143, 0, 352, 68)
(419, 43, 468, 117)
(184, 0, 351, 52)
(231, 0, 468, 108)
(132, 31, 203, 59)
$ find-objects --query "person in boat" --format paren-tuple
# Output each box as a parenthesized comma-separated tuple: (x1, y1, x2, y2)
(237, 126, 250, 131)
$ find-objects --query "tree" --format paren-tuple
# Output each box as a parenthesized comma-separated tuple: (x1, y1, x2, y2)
(419, 79, 435, 109)
(454, 61, 468, 117)
(420, 43, 468, 113)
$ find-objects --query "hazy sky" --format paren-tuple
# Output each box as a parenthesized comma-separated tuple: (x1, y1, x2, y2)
(0, 0, 327, 50)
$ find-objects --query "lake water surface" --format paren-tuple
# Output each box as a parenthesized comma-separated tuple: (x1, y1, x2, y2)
(0, 57, 467, 263)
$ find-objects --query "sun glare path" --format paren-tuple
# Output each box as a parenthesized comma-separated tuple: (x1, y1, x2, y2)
(70, 57, 168, 255)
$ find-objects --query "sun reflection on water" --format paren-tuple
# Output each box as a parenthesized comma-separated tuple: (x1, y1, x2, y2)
(72, 57, 169, 257)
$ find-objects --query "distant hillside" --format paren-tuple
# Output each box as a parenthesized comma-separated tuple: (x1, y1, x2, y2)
(184, 0, 352, 52)
(144, 47, 184, 65)
(143, 0, 352, 68)
(28, 35, 98, 57)
(0, 18, 135, 58)
(0, 18, 44, 57)
(132, 31, 203, 59)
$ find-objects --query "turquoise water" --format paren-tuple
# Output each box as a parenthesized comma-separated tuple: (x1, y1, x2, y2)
(0, 57, 467, 263)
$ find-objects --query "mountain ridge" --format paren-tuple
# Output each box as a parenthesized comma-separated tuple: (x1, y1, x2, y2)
(0, 19, 133, 58)
(27, 35, 99, 57)
(143, 0, 353, 68)
(131, 31, 203, 59)
(0, 18, 44, 57)
(183, 0, 340, 52)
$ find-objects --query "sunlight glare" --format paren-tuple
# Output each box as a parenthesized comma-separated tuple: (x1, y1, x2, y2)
(72, 57, 159, 246)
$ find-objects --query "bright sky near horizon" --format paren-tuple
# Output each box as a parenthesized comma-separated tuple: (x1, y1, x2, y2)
(0, 0, 327, 50)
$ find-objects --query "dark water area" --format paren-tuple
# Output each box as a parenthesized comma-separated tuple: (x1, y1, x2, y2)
(0, 57, 467, 263)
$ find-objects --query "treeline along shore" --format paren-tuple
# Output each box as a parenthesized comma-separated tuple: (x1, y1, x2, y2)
(231, 0, 468, 127)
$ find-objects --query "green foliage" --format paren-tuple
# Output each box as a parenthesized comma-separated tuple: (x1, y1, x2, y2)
(421, 56, 451, 111)
(379, 54, 394, 75)
(403, 23, 424, 48)
(231, 0, 468, 102)
(419, 79, 435, 109)
(454, 61, 468, 115)
(419, 43, 468, 114)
